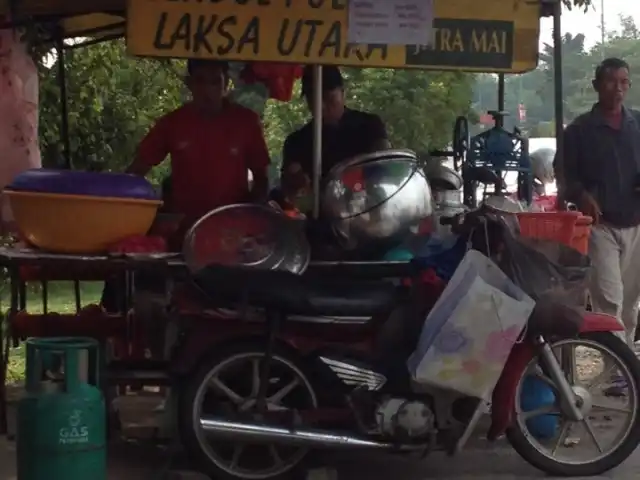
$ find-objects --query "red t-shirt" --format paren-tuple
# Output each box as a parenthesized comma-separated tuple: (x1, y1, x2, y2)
(137, 102, 270, 222)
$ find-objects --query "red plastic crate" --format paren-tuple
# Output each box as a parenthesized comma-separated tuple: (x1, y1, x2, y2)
(516, 212, 592, 254)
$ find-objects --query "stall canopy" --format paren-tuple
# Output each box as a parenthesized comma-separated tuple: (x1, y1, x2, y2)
(2, 0, 541, 73)
(0, 0, 124, 40)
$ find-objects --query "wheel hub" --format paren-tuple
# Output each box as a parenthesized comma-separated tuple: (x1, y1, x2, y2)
(571, 384, 593, 416)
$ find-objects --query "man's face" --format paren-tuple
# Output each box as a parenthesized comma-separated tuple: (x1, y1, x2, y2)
(306, 87, 345, 124)
(187, 65, 228, 108)
(596, 67, 631, 107)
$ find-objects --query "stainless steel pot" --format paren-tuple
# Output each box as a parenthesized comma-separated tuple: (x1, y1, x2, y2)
(425, 163, 463, 191)
(322, 149, 433, 250)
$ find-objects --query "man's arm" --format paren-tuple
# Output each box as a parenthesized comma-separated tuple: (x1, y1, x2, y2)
(126, 117, 170, 175)
(367, 114, 391, 151)
(280, 134, 310, 197)
(246, 112, 271, 202)
(554, 124, 583, 204)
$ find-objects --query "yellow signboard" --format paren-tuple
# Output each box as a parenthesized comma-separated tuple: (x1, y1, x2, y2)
(126, 0, 540, 73)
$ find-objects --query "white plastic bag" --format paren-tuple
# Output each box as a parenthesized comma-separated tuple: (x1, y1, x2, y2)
(407, 250, 535, 399)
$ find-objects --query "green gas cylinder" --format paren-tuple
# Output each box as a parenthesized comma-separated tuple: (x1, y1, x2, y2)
(17, 337, 106, 480)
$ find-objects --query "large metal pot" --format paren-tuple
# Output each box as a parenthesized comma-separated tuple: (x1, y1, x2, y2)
(322, 149, 433, 250)
(425, 163, 462, 191)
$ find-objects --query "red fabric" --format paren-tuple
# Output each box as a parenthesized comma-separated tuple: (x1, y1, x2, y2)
(240, 63, 303, 101)
(137, 102, 270, 221)
(488, 340, 535, 440)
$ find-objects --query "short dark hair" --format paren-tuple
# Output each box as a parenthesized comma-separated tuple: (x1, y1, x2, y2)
(595, 57, 630, 83)
(301, 65, 344, 98)
(186, 59, 229, 78)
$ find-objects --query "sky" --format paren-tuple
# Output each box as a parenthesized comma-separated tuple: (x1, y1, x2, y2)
(539, 0, 640, 49)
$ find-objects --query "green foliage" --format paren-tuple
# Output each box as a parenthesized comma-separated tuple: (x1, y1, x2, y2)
(38, 41, 475, 178)
(39, 40, 184, 183)
(474, 15, 640, 133)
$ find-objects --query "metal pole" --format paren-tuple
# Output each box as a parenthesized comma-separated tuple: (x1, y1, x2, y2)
(312, 65, 323, 219)
(552, 0, 564, 156)
(600, 0, 605, 57)
(56, 32, 72, 169)
(497, 74, 505, 128)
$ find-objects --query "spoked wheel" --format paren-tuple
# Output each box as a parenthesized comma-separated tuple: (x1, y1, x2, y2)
(178, 344, 318, 480)
(507, 332, 640, 477)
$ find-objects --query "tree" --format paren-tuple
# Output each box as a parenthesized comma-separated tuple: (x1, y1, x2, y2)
(39, 40, 184, 182)
(38, 40, 475, 179)
(262, 68, 475, 166)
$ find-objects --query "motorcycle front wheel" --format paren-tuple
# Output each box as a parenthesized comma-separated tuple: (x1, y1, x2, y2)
(507, 332, 640, 477)
(178, 342, 319, 480)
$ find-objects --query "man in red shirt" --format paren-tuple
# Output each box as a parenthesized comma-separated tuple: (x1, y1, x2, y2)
(126, 59, 270, 225)
(103, 60, 270, 313)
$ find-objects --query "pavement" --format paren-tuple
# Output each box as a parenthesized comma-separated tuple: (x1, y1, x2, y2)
(2, 433, 640, 480)
(2, 391, 640, 480)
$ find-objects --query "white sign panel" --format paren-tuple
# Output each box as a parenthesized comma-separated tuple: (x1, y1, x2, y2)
(347, 0, 435, 46)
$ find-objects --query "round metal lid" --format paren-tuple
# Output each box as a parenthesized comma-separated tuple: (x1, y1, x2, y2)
(183, 204, 290, 273)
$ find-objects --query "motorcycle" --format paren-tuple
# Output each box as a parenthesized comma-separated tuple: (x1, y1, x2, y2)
(169, 206, 640, 480)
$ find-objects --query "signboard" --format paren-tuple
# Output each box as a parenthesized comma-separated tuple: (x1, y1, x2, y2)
(347, 0, 434, 46)
(126, 0, 540, 73)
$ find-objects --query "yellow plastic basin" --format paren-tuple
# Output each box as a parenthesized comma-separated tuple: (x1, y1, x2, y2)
(6, 191, 162, 253)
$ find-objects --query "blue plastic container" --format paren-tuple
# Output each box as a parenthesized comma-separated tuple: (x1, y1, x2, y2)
(520, 375, 558, 440)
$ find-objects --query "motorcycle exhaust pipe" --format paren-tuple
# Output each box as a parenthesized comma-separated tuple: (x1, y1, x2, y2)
(200, 417, 418, 450)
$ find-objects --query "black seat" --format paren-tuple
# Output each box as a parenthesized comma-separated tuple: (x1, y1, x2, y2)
(191, 265, 400, 317)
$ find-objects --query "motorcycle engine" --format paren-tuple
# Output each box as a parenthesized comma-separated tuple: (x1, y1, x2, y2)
(375, 398, 435, 438)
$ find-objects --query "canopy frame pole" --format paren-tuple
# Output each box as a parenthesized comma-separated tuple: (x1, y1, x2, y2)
(552, 0, 564, 158)
(497, 73, 505, 128)
(312, 65, 323, 219)
(55, 27, 71, 169)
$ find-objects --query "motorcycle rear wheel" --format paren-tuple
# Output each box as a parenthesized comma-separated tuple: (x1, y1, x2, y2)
(507, 332, 640, 477)
(178, 342, 318, 480)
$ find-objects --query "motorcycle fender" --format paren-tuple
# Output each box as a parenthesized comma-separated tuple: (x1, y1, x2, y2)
(488, 312, 623, 440)
(580, 312, 624, 332)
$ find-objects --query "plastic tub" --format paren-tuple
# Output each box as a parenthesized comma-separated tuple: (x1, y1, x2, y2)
(6, 191, 161, 253)
(7, 169, 158, 200)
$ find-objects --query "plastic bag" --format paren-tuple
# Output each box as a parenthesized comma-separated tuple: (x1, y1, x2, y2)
(408, 250, 535, 399)
(499, 232, 590, 304)
(498, 226, 590, 335)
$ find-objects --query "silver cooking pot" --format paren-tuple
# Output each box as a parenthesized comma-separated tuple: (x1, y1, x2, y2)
(425, 163, 463, 191)
(322, 149, 433, 250)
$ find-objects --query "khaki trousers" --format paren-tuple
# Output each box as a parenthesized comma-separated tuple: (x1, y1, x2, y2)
(588, 223, 640, 348)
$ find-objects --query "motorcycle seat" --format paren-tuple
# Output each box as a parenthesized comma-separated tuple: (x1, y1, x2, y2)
(191, 264, 400, 317)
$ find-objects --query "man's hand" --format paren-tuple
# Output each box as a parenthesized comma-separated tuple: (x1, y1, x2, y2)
(577, 190, 602, 224)
(281, 162, 311, 198)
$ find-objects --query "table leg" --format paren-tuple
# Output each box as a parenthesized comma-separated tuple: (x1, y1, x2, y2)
(0, 311, 7, 435)
(0, 268, 18, 435)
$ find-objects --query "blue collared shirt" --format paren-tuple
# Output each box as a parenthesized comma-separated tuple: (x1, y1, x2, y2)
(555, 104, 640, 227)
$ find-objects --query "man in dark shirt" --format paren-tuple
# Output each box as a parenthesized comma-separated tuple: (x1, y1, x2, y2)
(280, 66, 390, 205)
(555, 58, 640, 353)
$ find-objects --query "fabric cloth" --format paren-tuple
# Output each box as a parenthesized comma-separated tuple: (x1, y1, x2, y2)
(0, 28, 41, 225)
(240, 62, 303, 102)
(282, 108, 387, 179)
(137, 101, 270, 222)
(588, 223, 640, 347)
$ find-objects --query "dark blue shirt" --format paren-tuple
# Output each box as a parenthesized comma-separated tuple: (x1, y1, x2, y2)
(555, 105, 640, 227)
